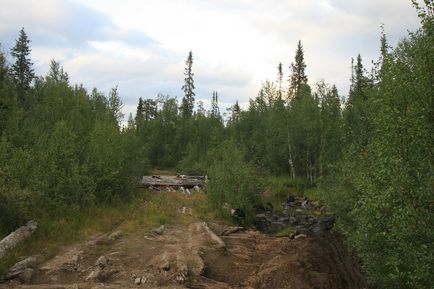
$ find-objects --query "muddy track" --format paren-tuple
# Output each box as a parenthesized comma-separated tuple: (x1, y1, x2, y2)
(0, 222, 367, 289)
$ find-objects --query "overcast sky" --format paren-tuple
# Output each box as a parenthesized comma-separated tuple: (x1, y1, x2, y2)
(0, 0, 421, 117)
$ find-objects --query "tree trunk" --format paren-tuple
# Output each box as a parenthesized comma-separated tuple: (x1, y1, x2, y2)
(0, 221, 37, 259)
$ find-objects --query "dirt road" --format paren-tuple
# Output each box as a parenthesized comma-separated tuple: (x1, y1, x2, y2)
(0, 220, 367, 289)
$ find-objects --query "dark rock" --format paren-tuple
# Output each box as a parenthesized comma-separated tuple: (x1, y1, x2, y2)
(231, 208, 245, 222)
(319, 216, 335, 231)
(286, 195, 295, 204)
(265, 202, 274, 212)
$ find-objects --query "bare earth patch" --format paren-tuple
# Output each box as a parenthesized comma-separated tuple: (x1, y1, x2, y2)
(0, 222, 366, 289)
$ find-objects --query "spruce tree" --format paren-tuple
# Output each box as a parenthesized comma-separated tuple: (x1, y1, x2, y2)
(277, 62, 283, 100)
(10, 28, 34, 103)
(211, 91, 220, 119)
(288, 41, 308, 100)
(135, 97, 144, 129)
(180, 51, 195, 118)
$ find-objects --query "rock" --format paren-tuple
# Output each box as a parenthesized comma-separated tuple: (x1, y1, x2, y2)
(95, 256, 107, 268)
(294, 233, 307, 239)
(5, 256, 37, 280)
(134, 277, 142, 284)
(151, 225, 165, 235)
(85, 268, 102, 281)
(60, 254, 81, 272)
(98, 269, 118, 281)
(287, 195, 295, 204)
(175, 271, 187, 283)
(108, 230, 123, 241)
(220, 226, 244, 236)
(231, 208, 245, 222)
(18, 268, 34, 283)
(319, 216, 335, 231)
(193, 185, 201, 192)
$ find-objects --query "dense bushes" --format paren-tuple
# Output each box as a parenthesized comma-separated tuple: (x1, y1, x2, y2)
(206, 141, 261, 220)
(0, 48, 148, 235)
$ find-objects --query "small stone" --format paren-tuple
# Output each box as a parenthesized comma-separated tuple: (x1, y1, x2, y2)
(151, 225, 165, 235)
(85, 268, 102, 281)
(108, 230, 123, 241)
(134, 277, 142, 284)
(161, 261, 170, 271)
(95, 256, 108, 268)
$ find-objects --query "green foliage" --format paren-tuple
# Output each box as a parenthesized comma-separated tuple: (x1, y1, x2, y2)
(0, 30, 149, 233)
(180, 51, 195, 118)
(10, 28, 34, 103)
(206, 141, 262, 220)
(320, 7, 434, 287)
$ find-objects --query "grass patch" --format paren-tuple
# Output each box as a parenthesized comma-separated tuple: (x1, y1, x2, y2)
(275, 224, 295, 237)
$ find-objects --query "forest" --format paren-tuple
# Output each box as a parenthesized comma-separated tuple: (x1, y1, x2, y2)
(0, 2, 432, 289)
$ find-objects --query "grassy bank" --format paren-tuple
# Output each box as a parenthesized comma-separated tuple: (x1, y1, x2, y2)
(0, 188, 215, 275)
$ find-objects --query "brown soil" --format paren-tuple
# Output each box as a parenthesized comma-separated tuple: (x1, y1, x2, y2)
(0, 222, 367, 289)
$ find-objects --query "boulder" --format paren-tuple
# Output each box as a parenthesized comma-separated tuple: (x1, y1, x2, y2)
(5, 256, 37, 281)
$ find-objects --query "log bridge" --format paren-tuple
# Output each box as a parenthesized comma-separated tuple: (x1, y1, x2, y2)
(141, 175, 206, 189)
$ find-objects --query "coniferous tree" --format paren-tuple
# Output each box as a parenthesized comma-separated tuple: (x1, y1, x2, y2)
(211, 91, 220, 119)
(288, 40, 308, 100)
(10, 28, 34, 104)
(47, 59, 69, 84)
(277, 62, 283, 100)
(142, 99, 158, 121)
(135, 97, 144, 129)
(229, 100, 241, 124)
(180, 51, 195, 118)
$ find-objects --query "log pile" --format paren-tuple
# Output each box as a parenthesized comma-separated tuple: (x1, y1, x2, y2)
(141, 175, 205, 189)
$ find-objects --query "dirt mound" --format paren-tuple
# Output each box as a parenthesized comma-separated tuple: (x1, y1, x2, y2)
(197, 230, 366, 289)
(0, 223, 367, 289)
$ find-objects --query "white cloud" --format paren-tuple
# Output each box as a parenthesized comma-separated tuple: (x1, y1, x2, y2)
(1, 0, 422, 118)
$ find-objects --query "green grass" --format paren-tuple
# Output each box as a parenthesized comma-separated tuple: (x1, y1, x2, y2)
(275, 224, 295, 237)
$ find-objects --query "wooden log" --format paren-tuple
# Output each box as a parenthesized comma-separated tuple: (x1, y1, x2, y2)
(141, 175, 204, 188)
(0, 221, 37, 259)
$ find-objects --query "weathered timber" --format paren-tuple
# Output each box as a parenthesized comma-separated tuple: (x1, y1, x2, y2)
(141, 175, 205, 188)
(0, 221, 37, 259)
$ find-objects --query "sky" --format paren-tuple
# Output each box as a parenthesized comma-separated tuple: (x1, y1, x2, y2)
(0, 0, 422, 117)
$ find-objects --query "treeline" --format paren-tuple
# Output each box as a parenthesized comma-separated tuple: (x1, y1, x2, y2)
(0, 29, 147, 234)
